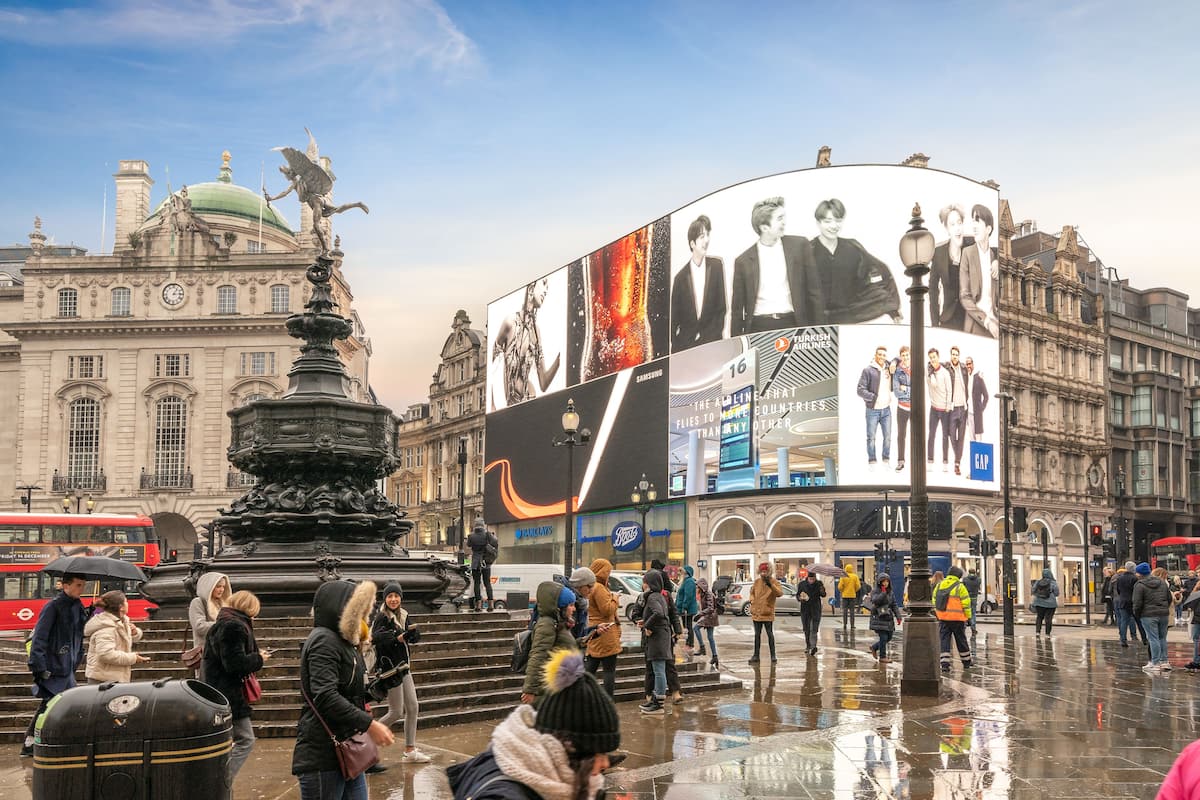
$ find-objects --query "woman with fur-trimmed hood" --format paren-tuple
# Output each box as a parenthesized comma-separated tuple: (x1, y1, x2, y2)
(188, 571, 230, 679)
(292, 580, 395, 797)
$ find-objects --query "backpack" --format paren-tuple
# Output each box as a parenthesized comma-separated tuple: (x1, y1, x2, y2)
(934, 583, 950, 612)
(1034, 578, 1052, 599)
(484, 533, 499, 566)
(510, 629, 532, 673)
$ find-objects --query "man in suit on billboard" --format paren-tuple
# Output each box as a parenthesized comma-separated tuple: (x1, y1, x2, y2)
(965, 356, 989, 442)
(671, 215, 727, 352)
(730, 197, 823, 335)
(959, 204, 999, 338)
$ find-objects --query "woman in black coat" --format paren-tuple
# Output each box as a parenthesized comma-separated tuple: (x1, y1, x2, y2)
(797, 573, 826, 656)
(867, 576, 902, 662)
(293, 580, 395, 799)
(203, 590, 269, 783)
(637, 570, 672, 715)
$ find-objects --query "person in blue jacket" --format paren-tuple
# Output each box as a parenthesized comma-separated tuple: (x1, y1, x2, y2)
(676, 565, 699, 650)
(23, 573, 89, 756)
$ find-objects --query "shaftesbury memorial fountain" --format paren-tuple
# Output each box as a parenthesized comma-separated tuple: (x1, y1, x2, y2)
(143, 136, 466, 614)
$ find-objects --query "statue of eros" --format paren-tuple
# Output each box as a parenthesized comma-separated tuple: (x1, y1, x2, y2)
(264, 128, 368, 253)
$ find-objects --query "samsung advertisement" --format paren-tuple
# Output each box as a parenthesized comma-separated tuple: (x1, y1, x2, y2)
(485, 165, 1000, 524)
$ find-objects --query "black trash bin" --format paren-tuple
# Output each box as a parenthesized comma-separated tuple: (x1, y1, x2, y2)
(33, 678, 233, 800)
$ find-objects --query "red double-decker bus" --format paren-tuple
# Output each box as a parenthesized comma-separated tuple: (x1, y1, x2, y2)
(1150, 537, 1200, 572)
(0, 513, 160, 630)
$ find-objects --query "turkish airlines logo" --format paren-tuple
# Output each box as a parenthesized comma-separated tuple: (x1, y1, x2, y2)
(774, 336, 791, 353)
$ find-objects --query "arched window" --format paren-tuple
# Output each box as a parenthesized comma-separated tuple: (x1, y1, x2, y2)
(270, 284, 289, 313)
(769, 514, 820, 539)
(110, 287, 132, 317)
(154, 396, 188, 481)
(68, 398, 100, 477)
(58, 288, 78, 317)
(216, 285, 237, 314)
(711, 517, 755, 542)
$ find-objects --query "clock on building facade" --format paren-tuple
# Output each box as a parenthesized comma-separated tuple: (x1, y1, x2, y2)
(161, 283, 185, 307)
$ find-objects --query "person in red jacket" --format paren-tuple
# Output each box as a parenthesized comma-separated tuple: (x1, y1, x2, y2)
(1158, 739, 1200, 799)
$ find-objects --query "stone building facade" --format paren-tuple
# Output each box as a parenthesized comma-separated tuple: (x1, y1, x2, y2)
(0, 151, 373, 554)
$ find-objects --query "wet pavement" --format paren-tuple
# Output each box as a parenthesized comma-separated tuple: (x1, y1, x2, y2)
(2, 615, 1194, 799)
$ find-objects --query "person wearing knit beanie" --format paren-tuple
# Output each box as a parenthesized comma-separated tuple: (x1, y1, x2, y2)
(522, 581, 579, 705)
(1136, 562, 1152, 576)
(568, 568, 596, 640)
(368, 580, 430, 766)
(447, 649, 618, 800)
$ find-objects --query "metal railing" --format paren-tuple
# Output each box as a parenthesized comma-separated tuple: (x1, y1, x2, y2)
(226, 471, 257, 489)
(51, 472, 107, 492)
(139, 471, 193, 490)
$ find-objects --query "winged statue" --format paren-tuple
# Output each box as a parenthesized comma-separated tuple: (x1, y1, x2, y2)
(264, 128, 368, 253)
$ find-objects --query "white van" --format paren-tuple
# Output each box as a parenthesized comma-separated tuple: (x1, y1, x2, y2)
(608, 570, 649, 620)
(452, 563, 565, 611)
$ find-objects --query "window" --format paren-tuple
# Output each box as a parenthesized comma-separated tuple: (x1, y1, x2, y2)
(1151, 304, 1168, 328)
(240, 352, 276, 376)
(67, 355, 104, 380)
(154, 353, 190, 378)
(110, 287, 131, 317)
(1157, 387, 1168, 428)
(58, 288, 78, 317)
(1172, 355, 1184, 378)
(475, 429, 484, 458)
(1171, 393, 1182, 432)
(1032, 339, 1042, 369)
(247, 240, 267, 254)
(270, 284, 289, 313)
(1110, 343, 1124, 371)
(457, 393, 466, 416)
(1132, 387, 1151, 426)
(416, 447, 423, 467)
(1134, 449, 1153, 495)
(456, 361, 466, 383)
(1151, 349, 1162, 372)
(1192, 400, 1200, 437)
(1045, 285, 1055, 314)
(216, 285, 237, 314)
(153, 396, 188, 478)
(1136, 345, 1148, 371)
(67, 398, 100, 477)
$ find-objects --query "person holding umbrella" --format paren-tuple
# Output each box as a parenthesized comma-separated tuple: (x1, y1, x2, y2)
(22, 572, 89, 757)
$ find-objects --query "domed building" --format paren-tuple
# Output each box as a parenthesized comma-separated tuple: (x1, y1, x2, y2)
(0, 148, 375, 557)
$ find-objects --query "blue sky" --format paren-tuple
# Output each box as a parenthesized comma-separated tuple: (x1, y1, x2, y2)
(1, 0, 1198, 408)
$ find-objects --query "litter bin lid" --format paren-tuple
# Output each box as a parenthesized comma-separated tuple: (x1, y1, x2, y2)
(38, 679, 231, 745)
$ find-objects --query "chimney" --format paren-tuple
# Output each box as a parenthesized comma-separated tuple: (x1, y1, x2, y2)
(900, 152, 929, 168)
(113, 160, 153, 251)
(816, 146, 832, 167)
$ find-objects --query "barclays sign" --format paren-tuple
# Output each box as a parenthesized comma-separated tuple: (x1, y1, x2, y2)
(515, 525, 554, 541)
(610, 521, 644, 552)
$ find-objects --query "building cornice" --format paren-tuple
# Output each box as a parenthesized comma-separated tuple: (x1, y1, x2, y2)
(1, 316, 302, 339)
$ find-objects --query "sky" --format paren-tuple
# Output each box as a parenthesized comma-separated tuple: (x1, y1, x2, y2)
(1, 0, 1198, 410)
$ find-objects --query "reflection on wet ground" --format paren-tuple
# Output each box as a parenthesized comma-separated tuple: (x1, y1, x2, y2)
(2, 619, 1194, 799)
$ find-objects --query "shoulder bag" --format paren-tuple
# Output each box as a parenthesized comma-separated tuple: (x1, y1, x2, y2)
(300, 684, 379, 780)
(181, 624, 204, 670)
(242, 673, 263, 703)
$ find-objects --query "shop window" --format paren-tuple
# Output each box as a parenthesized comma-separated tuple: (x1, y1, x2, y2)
(769, 514, 819, 539)
(711, 518, 754, 542)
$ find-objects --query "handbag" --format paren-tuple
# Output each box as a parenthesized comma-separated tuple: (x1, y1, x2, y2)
(366, 657, 410, 703)
(242, 673, 262, 704)
(300, 685, 379, 780)
(181, 624, 204, 670)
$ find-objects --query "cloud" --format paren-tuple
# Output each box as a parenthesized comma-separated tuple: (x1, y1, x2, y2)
(0, 0, 478, 73)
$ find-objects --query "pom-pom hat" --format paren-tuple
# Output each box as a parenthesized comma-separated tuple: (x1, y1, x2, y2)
(537, 650, 620, 756)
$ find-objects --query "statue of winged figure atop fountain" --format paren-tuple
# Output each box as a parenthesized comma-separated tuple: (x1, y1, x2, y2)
(264, 128, 368, 253)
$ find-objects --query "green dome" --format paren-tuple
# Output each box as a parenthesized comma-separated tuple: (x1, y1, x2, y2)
(148, 182, 293, 235)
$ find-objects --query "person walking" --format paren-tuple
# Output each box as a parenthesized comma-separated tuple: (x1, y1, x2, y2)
(293, 580, 396, 798)
(188, 571, 230, 680)
(521, 581, 577, 706)
(466, 520, 498, 612)
(838, 564, 863, 631)
(1172, 574, 1187, 626)
(585, 559, 621, 697)
(370, 582, 431, 766)
(867, 575, 902, 662)
(645, 560, 684, 704)
(205, 590, 270, 783)
(1100, 567, 1115, 626)
(798, 572, 826, 656)
(676, 565, 699, 651)
(638, 570, 673, 716)
(962, 569, 982, 635)
(447, 650, 619, 800)
(1113, 561, 1143, 647)
(568, 567, 596, 640)
(749, 562, 783, 664)
(693, 576, 720, 668)
(22, 572, 88, 757)
(84, 590, 149, 684)
(934, 566, 973, 673)
(1031, 569, 1060, 636)
(1133, 563, 1174, 674)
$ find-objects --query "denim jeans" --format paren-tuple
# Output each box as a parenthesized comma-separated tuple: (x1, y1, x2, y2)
(229, 716, 255, 779)
(297, 770, 368, 800)
(649, 659, 667, 700)
(1191, 622, 1200, 663)
(1143, 616, 1170, 664)
(693, 624, 718, 661)
(927, 408, 950, 462)
(866, 407, 892, 462)
(1116, 606, 1139, 643)
(872, 629, 893, 659)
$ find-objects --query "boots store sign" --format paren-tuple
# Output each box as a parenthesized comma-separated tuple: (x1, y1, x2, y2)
(611, 522, 645, 552)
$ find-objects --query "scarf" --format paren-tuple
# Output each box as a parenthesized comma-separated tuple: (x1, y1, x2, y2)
(490, 705, 603, 800)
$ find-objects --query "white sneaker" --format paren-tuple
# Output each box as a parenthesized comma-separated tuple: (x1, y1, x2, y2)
(401, 749, 432, 764)
(1142, 662, 1161, 674)
(1162, 663, 1174, 671)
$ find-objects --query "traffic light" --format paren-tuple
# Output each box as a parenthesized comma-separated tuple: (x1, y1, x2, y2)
(984, 540, 998, 557)
(1089, 524, 1103, 546)
(874, 542, 886, 560)
(1013, 506, 1028, 534)
(167, 548, 178, 563)
(967, 534, 981, 556)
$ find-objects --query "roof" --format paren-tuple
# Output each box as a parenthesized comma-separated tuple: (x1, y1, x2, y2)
(147, 182, 292, 235)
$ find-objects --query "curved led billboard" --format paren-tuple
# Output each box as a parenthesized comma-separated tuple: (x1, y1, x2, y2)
(486, 165, 1000, 524)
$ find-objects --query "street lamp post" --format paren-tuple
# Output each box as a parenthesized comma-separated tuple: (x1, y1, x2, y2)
(16, 484, 40, 513)
(995, 391, 1016, 637)
(457, 437, 468, 566)
(61, 490, 94, 515)
(1115, 464, 1127, 563)
(897, 204, 938, 696)
(553, 399, 590, 574)
(631, 473, 658, 570)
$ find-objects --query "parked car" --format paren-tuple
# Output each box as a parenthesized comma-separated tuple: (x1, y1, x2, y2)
(451, 563, 565, 610)
(727, 581, 802, 616)
(605, 571, 648, 620)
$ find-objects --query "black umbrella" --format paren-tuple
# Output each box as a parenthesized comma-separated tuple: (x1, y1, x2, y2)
(1182, 588, 1200, 612)
(42, 555, 147, 583)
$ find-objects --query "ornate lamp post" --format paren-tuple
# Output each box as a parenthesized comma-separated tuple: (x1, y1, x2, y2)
(553, 399, 590, 573)
(61, 490, 93, 514)
(995, 391, 1016, 636)
(1115, 464, 1127, 562)
(457, 436, 468, 566)
(631, 473, 658, 570)
(897, 204, 939, 696)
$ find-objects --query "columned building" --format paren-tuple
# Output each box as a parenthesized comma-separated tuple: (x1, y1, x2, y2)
(1, 151, 373, 554)
(386, 310, 486, 553)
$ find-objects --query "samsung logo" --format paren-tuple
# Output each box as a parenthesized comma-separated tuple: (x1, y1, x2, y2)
(636, 369, 663, 383)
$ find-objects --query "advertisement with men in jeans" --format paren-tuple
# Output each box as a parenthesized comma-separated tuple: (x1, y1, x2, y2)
(857, 345, 895, 470)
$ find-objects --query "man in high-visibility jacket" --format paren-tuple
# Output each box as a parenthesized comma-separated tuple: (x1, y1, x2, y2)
(933, 565, 973, 673)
